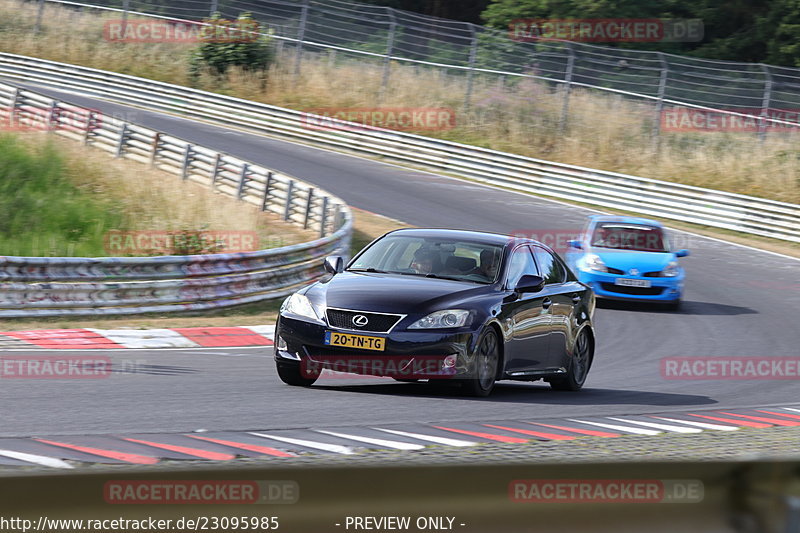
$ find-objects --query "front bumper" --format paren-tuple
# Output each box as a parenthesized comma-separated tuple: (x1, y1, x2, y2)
(275, 315, 480, 379)
(576, 269, 683, 302)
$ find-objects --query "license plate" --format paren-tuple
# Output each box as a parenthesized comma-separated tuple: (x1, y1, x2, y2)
(324, 331, 386, 351)
(614, 278, 651, 288)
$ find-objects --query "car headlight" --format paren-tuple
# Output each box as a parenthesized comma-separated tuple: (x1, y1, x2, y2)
(408, 309, 471, 329)
(280, 293, 322, 322)
(661, 261, 680, 277)
(584, 254, 608, 273)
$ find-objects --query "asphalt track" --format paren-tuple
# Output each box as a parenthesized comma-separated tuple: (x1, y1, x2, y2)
(1, 84, 798, 438)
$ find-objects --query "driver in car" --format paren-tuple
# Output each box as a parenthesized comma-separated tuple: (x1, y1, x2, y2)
(410, 249, 438, 274)
(473, 249, 499, 281)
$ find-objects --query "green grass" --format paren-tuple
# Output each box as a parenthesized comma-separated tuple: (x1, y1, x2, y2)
(0, 134, 124, 257)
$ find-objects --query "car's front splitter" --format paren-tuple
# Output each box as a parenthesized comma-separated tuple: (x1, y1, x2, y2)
(275, 315, 482, 379)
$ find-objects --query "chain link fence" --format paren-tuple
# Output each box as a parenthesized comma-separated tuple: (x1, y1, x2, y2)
(27, 0, 800, 142)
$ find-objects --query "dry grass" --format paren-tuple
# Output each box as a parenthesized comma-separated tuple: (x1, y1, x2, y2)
(1, 0, 798, 205)
(16, 132, 313, 252)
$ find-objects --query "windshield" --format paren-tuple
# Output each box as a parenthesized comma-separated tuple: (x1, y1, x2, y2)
(590, 223, 668, 252)
(348, 235, 503, 284)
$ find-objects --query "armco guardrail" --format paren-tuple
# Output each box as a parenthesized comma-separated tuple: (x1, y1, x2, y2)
(1, 53, 797, 244)
(0, 79, 351, 317)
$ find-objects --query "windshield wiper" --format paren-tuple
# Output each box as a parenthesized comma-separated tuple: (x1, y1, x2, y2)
(423, 273, 466, 282)
(347, 267, 388, 273)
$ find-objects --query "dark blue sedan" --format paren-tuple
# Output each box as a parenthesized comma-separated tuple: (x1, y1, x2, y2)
(274, 228, 596, 396)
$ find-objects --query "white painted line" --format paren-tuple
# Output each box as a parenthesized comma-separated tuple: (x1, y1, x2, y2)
(0, 449, 73, 469)
(782, 408, 800, 414)
(316, 430, 425, 451)
(567, 419, 661, 436)
(86, 329, 199, 349)
(244, 325, 276, 339)
(373, 428, 477, 447)
(651, 417, 740, 431)
(249, 432, 354, 455)
(607, 417, 703, 434)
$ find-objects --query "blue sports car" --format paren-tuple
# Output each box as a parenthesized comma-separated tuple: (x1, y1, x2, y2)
(565, 216, 689, 309)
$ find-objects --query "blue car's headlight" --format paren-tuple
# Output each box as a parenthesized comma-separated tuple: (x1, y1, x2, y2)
(280, 293, 323, 322)
(660, 261, 680, 277)
(409, 309, 471, 329)
(584, 254, 608, 273)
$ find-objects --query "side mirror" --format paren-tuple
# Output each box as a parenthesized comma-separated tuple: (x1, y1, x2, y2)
(567, 239, 583, 250)
(676, 249, 690, 258)
(323, 256, 344, 274)
(515, 274, 545, 293)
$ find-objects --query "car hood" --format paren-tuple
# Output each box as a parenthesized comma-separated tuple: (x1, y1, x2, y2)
(591, 249, 675, 273)
(306, 271, 493, 314)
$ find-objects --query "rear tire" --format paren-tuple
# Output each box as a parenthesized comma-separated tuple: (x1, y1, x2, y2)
(461, 328, 500, 397)
(550, 329, 593, 391)
(276, 361, 318, 387)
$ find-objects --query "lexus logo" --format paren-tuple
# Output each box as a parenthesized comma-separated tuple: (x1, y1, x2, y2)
(629, 268, 640, 276)
(352, 315, 369, 327)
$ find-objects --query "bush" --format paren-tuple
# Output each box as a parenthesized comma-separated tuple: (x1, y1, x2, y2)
(189, 12, 274, 79)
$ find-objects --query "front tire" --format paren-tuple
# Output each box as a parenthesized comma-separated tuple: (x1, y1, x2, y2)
(276, 361, 318, 387)
(461, 328, 500, 397)
(550, 329, 593, 391)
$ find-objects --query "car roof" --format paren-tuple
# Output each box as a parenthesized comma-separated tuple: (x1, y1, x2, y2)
(384, 228, 517, 247)
(588, 215, 663, 228)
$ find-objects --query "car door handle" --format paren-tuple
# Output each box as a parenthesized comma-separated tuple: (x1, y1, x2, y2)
(542, 298, 552, 309)
(571, 294, 582, 303)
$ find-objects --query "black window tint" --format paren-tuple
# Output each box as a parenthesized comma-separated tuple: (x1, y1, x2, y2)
(505, 246, 537, 289)
(533, 246, 565, 284)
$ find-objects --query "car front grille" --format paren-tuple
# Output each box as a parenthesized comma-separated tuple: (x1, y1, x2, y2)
(643, 271, 662, 277)
(326, 309, 402, 333)
(606, 267, 625, 275)
(600, 283, 664, 296)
